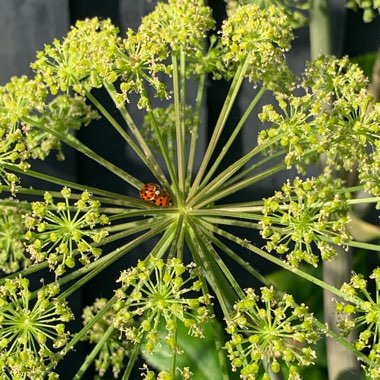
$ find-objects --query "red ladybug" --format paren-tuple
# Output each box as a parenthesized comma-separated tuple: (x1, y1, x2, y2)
(139, 183, 173, 208)
(154, 191, 173, 207)
(139, 183, 161, 202)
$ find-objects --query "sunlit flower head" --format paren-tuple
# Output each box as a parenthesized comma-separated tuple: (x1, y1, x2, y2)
(32, 18, 119, 95)
(259, 56, 380, 174)
(225, 287, 319, 379)
(260, 177, 351, 267)
(113, 257, 212, 354)
(221, 4, 294, 90)
(336, 268, 380, 378)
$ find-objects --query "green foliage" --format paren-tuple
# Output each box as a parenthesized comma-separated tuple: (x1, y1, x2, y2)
(143, 319, 235, 380)
(0, 0, 379, 379)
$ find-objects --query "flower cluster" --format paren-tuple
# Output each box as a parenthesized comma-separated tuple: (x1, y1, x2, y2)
(24, 187, 109, 276)
(141, 363, 192, 380)
(358, 137, 380, 204)
(260, 177, 351, 267)
(225, 287, 319, 379)
(0, 205, 29, 273)
(0, 76, 46, 192)
(116, 0, 214, 108)
(32, 17, 119, 95)
(138, 0, 214, 55)
(113, 257, 212, 354)
(347, 0, 380, 22)
(221, 4, 294, 90)
(82, 298, 131, 378)
(0, 76, 46, 127)
(225, 0, 308, 28)
(336, 268, 380, 378)
(0, 277, 72, 379)
(25, 94, 99, 161)
(259, 56, 380, 175)
(0, 76, 99, 192)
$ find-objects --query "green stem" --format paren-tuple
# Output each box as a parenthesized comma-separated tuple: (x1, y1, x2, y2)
(200, 225, 271, 287)
(86, 90, 146, 163)
(185, 73, 206, 192)
(221, 150, 285, 190)
(3, 163, 136, 202)
(50, 295, 117, 372)
(22, 116, 142, 189)
(172, 52, 186, 200)
(121, 343, 141, 380)
(194, 161, 286, 209)
(309, 0, 331, 59)
(186, 220, 237, 316)
(200, 86, 266, 187)
(188, 137, 282, 207)
(196, 220, 245, 299)
(73, 324, 116, 379)
(348, 196, 380, 205)
(103, 81, 171, 189)
(170, 320, 178, 377)
(187, 58, 250, 200)
(143, 87, 179, 196)
(209, 319, 230, 380)
(327, 238, 380, 253)
(56, 219, 175, 300)
(167, 214, 184, 260)
(203, 221, 359, 303)
(201, 216, 261, 231)
(313, 319, 371, 366)
(189, 209, 263, 222)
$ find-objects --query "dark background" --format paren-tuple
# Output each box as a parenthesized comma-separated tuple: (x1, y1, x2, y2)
(1, 1, 380, 378)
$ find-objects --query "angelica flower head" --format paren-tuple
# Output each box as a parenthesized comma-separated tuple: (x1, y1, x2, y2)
(0, 205, 29, 273)
(116, 0, 214, 108)
(25, 94, 99, 161)
(0, 76, 46, 191)
(113, 257, 212, 354)
(138, 0, 214, 55)
(336, 268, 380, 378)
(260, 177, 351, 267)
(259, 56, 380, 174)
(24, 187, 109, 276)
(359, 139, 380, 203)
(32, 17, 119, 95)
(221, 4, 294, 90)
(82, 298, 131, 378)
(225, 287, 319, 379)
(0, 277, 72, 379)
(225, 0, 308, 28)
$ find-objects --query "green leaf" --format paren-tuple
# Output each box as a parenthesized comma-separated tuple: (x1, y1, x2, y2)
(142, 318, 238, 380)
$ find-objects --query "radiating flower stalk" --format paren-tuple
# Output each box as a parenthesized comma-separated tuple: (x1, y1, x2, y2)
(0, 277, 72, 379)
(0, 0, 379, 378)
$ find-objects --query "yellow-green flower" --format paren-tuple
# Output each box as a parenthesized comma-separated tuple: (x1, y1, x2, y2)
(336, 268, 380, 378)
(113, 257, 212, 353)
(0, 277, 72, 379)
(225, 287, 319, 379)
(260, 177, 350, 267)
(25, 187, 109, 276)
